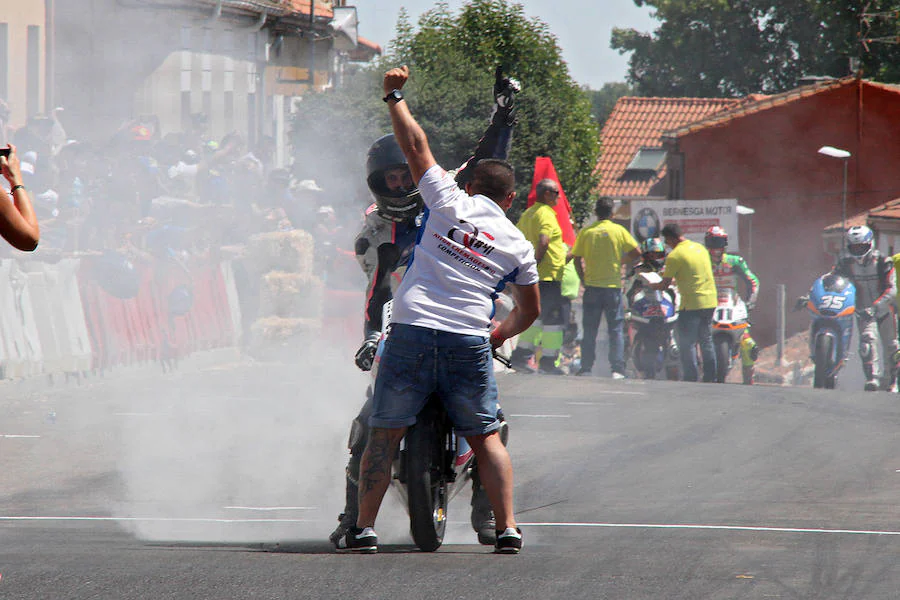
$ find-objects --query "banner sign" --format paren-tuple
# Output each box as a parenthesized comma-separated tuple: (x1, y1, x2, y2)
(630, 199, 740, 250)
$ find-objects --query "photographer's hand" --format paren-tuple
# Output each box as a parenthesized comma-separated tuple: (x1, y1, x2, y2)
(0, 144, 23, 186)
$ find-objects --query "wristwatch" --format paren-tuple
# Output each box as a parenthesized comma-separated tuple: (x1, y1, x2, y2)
(383, 89, 404, 104)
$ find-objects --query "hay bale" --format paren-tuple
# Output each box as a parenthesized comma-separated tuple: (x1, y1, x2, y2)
(247, 316, 322, 361)
(257, 271, 324, 319)
(250, 316, 320, 340)
(246, 230, 315, 276)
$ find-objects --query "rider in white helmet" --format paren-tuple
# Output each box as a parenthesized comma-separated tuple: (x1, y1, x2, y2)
(836, 225, 898, 391)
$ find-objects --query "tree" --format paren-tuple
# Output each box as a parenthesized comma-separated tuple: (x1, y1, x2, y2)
(584, 82, 634, 128)
(291, 0, 600, 223)
(611, 0, 900, 98)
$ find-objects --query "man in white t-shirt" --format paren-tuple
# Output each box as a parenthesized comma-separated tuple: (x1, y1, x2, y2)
(335, 66, 540, 555)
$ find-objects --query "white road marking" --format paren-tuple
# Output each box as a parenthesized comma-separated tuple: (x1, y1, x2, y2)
(223, 506, 316, 511)
(1, 434, 40, 439)
(508, 414, 571, 418)
(520, 522, 900, 536)
(0, 516, 313, 523)
(3, 516, 899, 537)
(566, 401, 615, 406)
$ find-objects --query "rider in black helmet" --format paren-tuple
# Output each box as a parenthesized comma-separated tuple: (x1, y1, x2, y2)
(365, 133, 423, 223)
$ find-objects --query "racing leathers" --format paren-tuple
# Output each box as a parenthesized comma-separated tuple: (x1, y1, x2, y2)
(331, 71, 518, 549)
(835, 250, 898, 388)
(711, 253, 759, 310)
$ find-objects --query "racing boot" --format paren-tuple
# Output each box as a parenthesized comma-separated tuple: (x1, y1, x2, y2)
(470, 463, 496, 545)
(329, 455, 360, 548)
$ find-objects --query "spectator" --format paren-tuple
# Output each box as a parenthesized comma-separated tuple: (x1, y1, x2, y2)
(0, 144, 40, 251)
(650, 222, 718, 382)
(510, 178, 570, 375)
(572, 196, 640, 378)
(283, 178, 324, 233)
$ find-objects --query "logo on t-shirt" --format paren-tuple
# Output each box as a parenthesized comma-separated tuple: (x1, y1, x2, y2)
(448, 219, 496, 256)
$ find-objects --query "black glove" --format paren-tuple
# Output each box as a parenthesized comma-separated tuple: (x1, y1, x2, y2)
(862, 306, 877, 319)
(354, 332, 381, 372)
(492, 65, 521, 126)
(792, 296, 809, 312)
(750, 346, 760, 362)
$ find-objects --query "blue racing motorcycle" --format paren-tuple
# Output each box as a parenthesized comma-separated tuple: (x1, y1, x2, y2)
(626, 278, 680, 380)
(798, 272, 856, 389)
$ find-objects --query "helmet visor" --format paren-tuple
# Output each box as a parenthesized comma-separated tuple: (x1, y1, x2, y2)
(705, 236, 728, 249)
(848, 242, 871, 257)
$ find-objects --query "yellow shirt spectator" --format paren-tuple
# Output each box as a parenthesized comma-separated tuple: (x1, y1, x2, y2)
(893, 253, 900, 302)
(662, 238, 717, 310)
(517, 202, 566, 281)
(573, 220, 639, 288)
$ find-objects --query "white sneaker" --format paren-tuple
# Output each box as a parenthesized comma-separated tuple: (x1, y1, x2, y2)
(611, 372, 626, 380)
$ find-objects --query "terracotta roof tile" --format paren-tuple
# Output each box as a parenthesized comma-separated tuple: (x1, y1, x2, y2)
(284, 0, 332, 18)
(203, 1, 333, 19)
(824, 197, 900, 232)
(595, 97, 742, 198)
(349, 35, 382, 60)
(662, 77, 900, 140)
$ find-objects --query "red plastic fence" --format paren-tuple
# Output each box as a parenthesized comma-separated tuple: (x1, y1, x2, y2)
(77, 258, 237, 371)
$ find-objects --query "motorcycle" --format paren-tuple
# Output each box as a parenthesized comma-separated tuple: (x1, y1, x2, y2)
(625, 275, 680, 380)
(370, 300, 507, 552)
(711, 288, 751, 383)
(796, 272, 856, 389)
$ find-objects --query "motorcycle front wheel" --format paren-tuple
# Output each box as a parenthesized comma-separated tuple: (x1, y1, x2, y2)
(714, 337, 731, 383)
(813, 334, 834, 389)
(405, 410, 448, 552)
(632, 334, 659, 379)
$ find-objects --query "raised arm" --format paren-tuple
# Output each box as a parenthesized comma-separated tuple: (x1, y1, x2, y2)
(455, 66, 519, 188)
(0, 144, 39, 251)
(383, 66, 436, 184)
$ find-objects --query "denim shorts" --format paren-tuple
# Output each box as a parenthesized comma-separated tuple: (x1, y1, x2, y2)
(369, 323, 500, 437)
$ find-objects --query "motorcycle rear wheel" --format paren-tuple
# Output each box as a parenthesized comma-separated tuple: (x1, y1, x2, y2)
(405, 411, 448, 552)
(813, 334, 833, 389)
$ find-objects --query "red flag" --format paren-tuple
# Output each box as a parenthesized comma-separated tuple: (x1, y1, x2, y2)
(526, 156, 576, 246)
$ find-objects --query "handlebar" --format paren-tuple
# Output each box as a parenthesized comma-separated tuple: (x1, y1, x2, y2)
(492, 348, 512, 368)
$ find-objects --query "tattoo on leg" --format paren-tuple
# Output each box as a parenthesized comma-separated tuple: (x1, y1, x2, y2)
(360, 429, 394, 495)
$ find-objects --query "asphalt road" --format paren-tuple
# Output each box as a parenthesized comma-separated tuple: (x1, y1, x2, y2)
(2, 352, 900, 599)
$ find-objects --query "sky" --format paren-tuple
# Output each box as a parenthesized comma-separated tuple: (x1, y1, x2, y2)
(355, 0, 658, 89)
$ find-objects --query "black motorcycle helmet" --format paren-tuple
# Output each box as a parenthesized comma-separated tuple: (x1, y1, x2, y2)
(366, 134, 423, 223)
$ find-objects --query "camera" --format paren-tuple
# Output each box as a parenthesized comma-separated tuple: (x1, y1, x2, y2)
(0, 147, 10, 159)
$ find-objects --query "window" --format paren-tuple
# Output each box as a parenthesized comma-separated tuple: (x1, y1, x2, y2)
(625, 147, 667, 173)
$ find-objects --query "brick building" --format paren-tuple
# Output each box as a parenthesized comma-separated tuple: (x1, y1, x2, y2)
(661, 77, 900, 343)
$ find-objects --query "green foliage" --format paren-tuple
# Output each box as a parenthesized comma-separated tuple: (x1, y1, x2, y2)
(290, 65, 389, 207)
(386, 0, 600, 221)
(611, 0, 900, 97)
(584, 82, 635, 128)
(290, 0, 600, 222)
